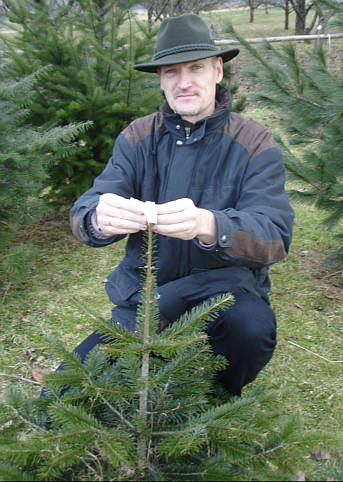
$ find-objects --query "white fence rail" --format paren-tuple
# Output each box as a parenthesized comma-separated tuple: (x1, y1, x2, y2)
(215, 32, 343, 45)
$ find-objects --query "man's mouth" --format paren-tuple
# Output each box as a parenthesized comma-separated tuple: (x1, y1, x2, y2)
(175, 93, 198, 100)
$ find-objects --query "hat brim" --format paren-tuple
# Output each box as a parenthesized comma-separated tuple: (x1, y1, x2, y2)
(133, 48, 239, 73)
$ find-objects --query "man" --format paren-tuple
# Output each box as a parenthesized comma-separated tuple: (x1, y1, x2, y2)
(70, 13, 294, 396)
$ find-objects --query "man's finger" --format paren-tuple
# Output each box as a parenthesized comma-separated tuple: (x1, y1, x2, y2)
(157, 198, 192, 215)
(100, 193, 145, 214)
(156, 211, 191, 225)
(155, 222, 188, 234)
(154, 221, 195, 240)
(98, 206, 146, 224)
(100, 217, 146, 236)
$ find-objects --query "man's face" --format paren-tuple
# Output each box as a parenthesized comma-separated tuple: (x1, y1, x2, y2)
(159, 57, 223, 123)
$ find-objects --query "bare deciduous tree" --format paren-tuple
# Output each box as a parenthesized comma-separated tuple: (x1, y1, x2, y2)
(141, 0, 223, 30)
(267, 0, 331, 34)
(267, 0, 293, 30)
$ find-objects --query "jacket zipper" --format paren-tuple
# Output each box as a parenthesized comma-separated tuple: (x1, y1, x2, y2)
(185, 126, 191, 139)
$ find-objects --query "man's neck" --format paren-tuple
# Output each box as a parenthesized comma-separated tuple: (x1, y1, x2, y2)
(182, 119, 195, 127)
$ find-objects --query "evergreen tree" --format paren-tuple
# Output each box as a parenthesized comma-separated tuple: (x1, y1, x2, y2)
(0, 61, 91, 287)
(0, 0, 162, 202)
(222, 60, 247, 113)
(0, 224, 329, 480)
(224, 5, 343, 261)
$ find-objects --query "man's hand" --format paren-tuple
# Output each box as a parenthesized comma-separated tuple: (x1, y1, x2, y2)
(96, 193, 147, 236)
(154, 198, 217, 244)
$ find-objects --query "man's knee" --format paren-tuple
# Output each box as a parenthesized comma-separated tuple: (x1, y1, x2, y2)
(206, 291, 277, 395)
(206, 291, 277, 359)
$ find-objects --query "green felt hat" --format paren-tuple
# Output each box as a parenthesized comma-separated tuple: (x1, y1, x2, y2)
(134, 13, 239, 73)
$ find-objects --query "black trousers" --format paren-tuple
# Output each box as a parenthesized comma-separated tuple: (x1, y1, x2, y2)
(60, 291, 276, 396)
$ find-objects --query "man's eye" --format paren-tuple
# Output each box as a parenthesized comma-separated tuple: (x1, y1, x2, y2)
(192, 64, 203, 71)
(165, 69, 176, 75)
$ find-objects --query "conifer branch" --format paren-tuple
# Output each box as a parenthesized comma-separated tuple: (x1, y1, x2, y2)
(147, 334, 208, 351)
(85, 450, 104, 478)
(165, 294, 233, 338)
(97, 392, 135, 431)
(284, 162, 322, 191)
(250, 443, 285, 459)
(13, 410, 47, 432)
(165, 471, 206, 478)
(290, 93, 324, 110)
(206, 424, 267, 439)
(148, 401, 208, 416)
(0, 372, 41, 386)
(79, 456, 99, 479)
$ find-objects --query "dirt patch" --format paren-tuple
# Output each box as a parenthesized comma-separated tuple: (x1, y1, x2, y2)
(10, 206, 77, 251)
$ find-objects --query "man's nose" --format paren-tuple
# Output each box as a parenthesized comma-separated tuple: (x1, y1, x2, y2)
(177, 71, 192, 89)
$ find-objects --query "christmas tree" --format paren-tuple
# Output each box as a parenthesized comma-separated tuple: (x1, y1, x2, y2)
(0, 222, 327, 480)
(0, 0, 162, 202)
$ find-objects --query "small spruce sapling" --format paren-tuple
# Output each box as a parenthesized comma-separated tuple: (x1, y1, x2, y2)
(0, 221, 330, 480)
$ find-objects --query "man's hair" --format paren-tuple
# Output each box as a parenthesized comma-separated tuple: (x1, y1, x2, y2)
(211, 56, 219, 67)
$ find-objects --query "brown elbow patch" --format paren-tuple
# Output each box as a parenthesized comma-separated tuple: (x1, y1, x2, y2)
(224, 230, 287, 265)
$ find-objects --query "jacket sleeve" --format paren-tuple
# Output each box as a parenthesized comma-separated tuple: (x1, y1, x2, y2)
(193, 145, 294, 266)
(69, 132, 136, 247)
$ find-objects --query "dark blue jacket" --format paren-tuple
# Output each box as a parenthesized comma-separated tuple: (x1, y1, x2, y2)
(70, 85, 294, 330)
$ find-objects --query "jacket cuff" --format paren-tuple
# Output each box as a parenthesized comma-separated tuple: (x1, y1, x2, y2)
(88, 209, 109, 240)
(193, 210, 233, 253)
(84, 210, 122, 246)
(212, 210, 233, 249)
(193, 237, 217, 253)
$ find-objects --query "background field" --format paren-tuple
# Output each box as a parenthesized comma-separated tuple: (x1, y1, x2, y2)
(1, 6, 343, 480)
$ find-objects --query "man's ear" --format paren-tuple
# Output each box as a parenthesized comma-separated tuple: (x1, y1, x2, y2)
(157, 67, 163, 90)
(216, 56, 224, 83)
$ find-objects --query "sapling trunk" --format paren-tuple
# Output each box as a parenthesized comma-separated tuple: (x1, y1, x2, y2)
(137, 223, 154, 467)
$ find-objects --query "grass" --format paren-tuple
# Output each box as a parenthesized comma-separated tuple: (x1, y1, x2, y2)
(1, 5, 343, 480)
(203, 7, 297, 38)
(1, 201, 343, 479)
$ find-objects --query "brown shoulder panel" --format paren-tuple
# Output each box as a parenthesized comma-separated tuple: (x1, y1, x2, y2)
(122, 112, 166, 151)
(221, 112, 280, 161)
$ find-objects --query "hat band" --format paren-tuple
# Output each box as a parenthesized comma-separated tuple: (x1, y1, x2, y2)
(153, 43, 218, 61)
